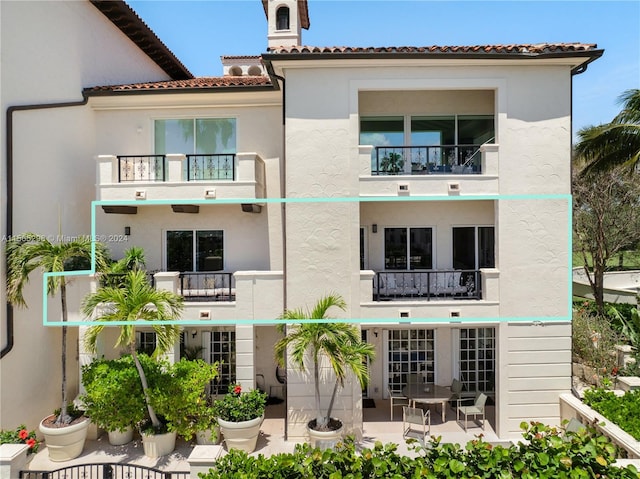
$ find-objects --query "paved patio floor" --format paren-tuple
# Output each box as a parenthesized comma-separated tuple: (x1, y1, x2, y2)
(26, 399, 505, 473)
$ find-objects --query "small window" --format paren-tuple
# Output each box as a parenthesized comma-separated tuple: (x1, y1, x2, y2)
(276, 6, 290, 30)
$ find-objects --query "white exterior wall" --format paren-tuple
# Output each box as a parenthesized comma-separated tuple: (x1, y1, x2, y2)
(277, 61, 573, 439)
(0, 0, 172, 430)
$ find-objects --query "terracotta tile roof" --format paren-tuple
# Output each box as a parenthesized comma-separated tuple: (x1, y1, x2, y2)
(85, 76, 273, 94)
(90, 0, 193, 80)
(266, 43, 599, 55)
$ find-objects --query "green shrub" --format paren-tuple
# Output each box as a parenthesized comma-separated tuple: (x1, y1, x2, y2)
(81, 355, 147, 433)
(212, 384, 267, 422)
(573, 303, 622, 381)
(584, 388, 640, 441)
(0, 425, 39, 455)
(199, 422, 639, 478)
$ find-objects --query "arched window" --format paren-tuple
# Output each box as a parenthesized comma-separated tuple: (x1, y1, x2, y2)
(276, 6, 290, 30)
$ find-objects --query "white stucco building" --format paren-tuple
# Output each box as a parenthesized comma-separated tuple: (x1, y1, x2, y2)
(1, 0, 602, 442)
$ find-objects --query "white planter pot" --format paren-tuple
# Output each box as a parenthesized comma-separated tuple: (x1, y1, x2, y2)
(218, 415, 264, 453)
(307, 419, 344, 448)
(108, 426, 134, 446)
(196, 426, 220, 445)
(141, 431, 176, 458)
(39, 415, 90, 462)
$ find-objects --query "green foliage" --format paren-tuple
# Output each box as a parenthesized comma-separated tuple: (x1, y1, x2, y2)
(198, 423, 639, 479)
(212, 384, 267, 423)
(149, 359, 219, 440)
(584, 388, 640, 441)
(80, 356, 147, 433)
(380, 152, 404, 174)
(0, 425, 39, 455)
(275, 294, 376, 429)
(572, 303, 622, 382)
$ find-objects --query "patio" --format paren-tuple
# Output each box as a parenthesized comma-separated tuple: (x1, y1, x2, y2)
(25, 400, 501, 474)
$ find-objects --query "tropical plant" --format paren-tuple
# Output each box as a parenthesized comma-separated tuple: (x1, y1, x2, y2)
(6, 233, 107, 425)
(80, 356, 147, 433)
(199, 423, 639, 479)
(100, 246, 147, 287)
(0, 425, 39, 455)
(380, 152, 404, 174)
(584, 388, 640, 441)
(274, 294, 375, 431)
(213, 384, 267, 423)
(575, 88, 640, 174)
(81, 269, 183, 433)
(150, 358, 219, 440)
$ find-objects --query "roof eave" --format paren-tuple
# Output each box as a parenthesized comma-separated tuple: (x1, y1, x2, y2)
(83, 85, 276, 97)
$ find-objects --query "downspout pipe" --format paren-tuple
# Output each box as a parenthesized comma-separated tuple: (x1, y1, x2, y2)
(2, 94, 89, 359)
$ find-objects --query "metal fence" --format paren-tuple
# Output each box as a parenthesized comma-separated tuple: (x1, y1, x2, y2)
(117, 155, 166, 182)
(373, 145, 482, 175)
(21, 463, 189, 479)
(374, 270, 481, 300)
(186, 154, 235, 181)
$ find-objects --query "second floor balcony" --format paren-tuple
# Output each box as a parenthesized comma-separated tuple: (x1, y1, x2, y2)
(97, 152, 266, 202)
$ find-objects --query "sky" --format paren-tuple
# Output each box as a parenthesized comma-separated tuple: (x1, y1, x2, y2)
(127, 1, 639, 139)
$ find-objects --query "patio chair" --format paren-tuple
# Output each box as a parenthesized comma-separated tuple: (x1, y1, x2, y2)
(448, 378, 463, 409)
(456, 392, 487, 432)
(388, 387, 410, 421)
(403, 406, 430, 442)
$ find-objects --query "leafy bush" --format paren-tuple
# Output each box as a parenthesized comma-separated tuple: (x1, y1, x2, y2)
(81, 355, 147, 433)
(199, 422, 639, 478)
(0, 425, 39, 455)
(149, 358, 218, 440)
(583, 388, 640, 441)
(212, 384, 267, 422)
(572, 303, 621, 380)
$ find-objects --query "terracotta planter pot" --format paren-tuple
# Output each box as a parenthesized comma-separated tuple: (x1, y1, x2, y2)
(39, 415, 90, 462)
(141, 431, 176, 458)
(307, 418, 344, 448)
(107, 426, 134, 446)
(218, 415, 264, 453)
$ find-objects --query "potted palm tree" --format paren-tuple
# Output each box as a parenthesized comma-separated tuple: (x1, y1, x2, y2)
(6, 233, 107, 461)
(81, 268, 183, 458)
(275, 294, 375, 446)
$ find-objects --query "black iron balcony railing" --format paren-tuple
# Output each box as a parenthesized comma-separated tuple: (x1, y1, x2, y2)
(373, 270, 481, 301)
(178, 272, 235, 302)
(117, 155, 166, 182)
(187, 154, 235, 181)
(373, 145, 482, 176)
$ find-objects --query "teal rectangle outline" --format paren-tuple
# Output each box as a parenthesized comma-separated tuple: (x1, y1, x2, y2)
(42, 193, 573, 326)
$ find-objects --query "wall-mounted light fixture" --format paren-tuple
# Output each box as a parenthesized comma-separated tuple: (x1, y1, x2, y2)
(191, 329, 197, 339)
(373, 328, 379, 338)
(372, 224, 378, 233)
(124, 226, 131, 236)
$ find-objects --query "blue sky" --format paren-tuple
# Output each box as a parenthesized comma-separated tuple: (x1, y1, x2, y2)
(128, 1, 639, 138)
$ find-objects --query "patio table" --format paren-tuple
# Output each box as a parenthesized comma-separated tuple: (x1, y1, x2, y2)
(403, 384, 452, 422)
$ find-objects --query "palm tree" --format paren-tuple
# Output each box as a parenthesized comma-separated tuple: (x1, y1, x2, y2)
(81, 269, 183, 430)
(6, 233, 107, 425)
(274, 294, 375, 431)
(575, 89, 640, 174)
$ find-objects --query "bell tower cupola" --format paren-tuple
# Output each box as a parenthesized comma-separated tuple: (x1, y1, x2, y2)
(264, 0, 310, 49)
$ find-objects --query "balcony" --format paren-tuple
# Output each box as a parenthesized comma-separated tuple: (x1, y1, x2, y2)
(178, 272, 235, 302)
(97, 152, 265, 202)
(372, 145, 482, 176)
(359, 144, 499, 197)
(373, 270, 481, 301)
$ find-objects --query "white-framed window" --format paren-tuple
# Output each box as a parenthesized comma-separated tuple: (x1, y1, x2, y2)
(384, 227, 433, 270)
(453, 327, 496, 394)
(202, 328, 236, 394)
(154, 118, 236, 155)
(136, 331, 157, 356)
(384, 328, 435, 396)
(166, 230, 224, 272)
